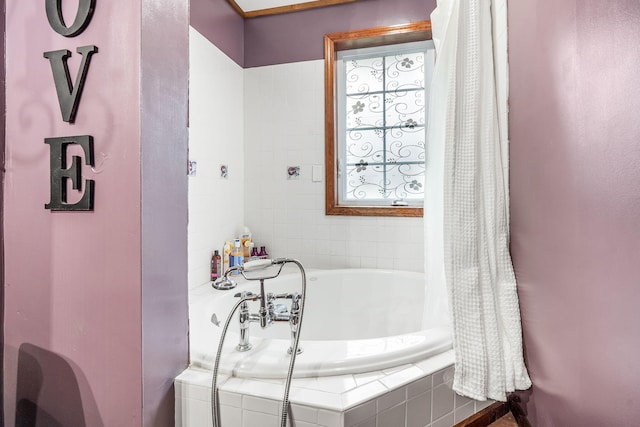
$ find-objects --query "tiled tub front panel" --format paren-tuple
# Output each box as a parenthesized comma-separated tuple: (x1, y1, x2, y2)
(175, 352, 492, 427)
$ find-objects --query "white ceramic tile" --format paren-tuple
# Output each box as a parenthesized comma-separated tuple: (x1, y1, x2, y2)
(341, 381, 388, 410)
(431, 413, 454, 427)
(433, 367, 454, 387)
(242, 395, 279, 415)
(315, 375, 358, 394)
(184, 397, 212, 427)
(220, 405, 242, 426)
(454, 392, 475, 409)
(184, 384, 211, 402)
(237, 378, 285, 400)
(219, 390, 242, 407)
(290, 377, 320, 390)
(376, 403, 406, 427)
(353, 371, 385, 387)
(289, 386, 344, 411)
(431, 383, 455, 421)
(381, 364, 412, 375)
(318, 409, 342, 427)
(379, 366, 425, 390)
(407, 376, 432, 399)
(454, 401, 476, 424)
(344, 400, 376, 427)
(290, 404, 319, 423)
(353, 416, 376, 427)
(413, 351, 455, 377)
(376, 387, 406, 413)
(406, 391, 431, 427)
(175, 397, 184, 427)
(243, 409, 278, 427)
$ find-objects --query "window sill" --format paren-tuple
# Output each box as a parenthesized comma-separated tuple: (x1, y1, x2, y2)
(326, 204, 423, 217)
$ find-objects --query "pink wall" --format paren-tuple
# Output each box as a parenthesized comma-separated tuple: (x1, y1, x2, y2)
(140, 0, 189, 425)
(3, 0, 188, 425)
(509, 0, 640, 425)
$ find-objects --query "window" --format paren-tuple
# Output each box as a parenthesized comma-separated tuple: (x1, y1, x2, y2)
(325, 22, 434, 217)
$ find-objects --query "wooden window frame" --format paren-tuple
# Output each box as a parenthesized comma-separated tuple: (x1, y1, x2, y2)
(324, 21, 432, 217)
(227, 0, 361, 19)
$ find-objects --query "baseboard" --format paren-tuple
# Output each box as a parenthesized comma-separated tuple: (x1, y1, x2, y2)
(453, 394, 530, 427)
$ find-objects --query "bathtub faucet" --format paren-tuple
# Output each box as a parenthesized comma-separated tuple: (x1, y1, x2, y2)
(233, 290, 303, 354)
(234, 291, 260, 352)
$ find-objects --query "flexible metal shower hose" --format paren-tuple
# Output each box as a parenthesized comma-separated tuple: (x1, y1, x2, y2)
(210, 260, 307, 427)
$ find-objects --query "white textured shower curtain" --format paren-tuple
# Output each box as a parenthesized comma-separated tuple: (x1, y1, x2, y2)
(425, 0, 532, 401)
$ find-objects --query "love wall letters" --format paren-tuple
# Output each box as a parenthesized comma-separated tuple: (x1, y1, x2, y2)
(44, 0, 98, 211)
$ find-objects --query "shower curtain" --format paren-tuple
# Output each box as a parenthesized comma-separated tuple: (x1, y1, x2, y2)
(425, 0, 532, 401)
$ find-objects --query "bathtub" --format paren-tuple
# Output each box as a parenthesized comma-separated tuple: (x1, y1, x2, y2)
(175, 268, 484, 427)
(189, 268, 452, 378)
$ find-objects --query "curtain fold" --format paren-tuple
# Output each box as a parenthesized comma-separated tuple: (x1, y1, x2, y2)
(426, 0, 531, 401)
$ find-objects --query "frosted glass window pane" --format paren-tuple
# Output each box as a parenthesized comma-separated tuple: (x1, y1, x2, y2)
(387, 129, 425, 164)
(345, 56, 384, 94)
(386, 163, 425, 201)
(346, 94, 383, 129)
(385, 90, 425, 129)
(385, 53, 425, 92)
(345, 129, 385, 165)
(344, 162, 387, 200)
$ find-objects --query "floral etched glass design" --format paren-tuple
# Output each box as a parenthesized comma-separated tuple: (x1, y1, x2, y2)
(341, 49, 426, 204)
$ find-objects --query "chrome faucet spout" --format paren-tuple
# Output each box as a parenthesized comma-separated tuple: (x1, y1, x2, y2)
(234, 291, 258, 352)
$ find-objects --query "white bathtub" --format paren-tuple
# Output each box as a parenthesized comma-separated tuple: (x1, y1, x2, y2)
(189, 268, 452, 378)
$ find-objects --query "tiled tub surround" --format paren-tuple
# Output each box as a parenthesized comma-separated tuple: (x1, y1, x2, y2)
(175, 353, 494, 427)
(176, 269, 491, 426)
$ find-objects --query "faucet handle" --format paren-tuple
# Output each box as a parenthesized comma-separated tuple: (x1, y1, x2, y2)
(233, 291, 255, 299)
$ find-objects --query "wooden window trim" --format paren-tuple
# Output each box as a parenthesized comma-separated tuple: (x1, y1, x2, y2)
(227, 0, 361, 19)
(324, 21, 432, 217)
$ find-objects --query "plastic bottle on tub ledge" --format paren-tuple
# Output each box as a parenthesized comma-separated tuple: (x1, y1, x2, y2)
(229, 238, 244, 274)
(240, 226, 252, 259)
(249, 244, 259, 262)
(210, 250, 221, 281)
(222, 240, 233, 274)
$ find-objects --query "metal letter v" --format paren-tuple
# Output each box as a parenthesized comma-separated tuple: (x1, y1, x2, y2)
(43, 45, 98, 123)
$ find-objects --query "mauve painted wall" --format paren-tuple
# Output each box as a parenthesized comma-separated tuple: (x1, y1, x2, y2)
(141, 0, 189, 426)
(509, 0, 640, 425)
(244, 0, 436, 67)
(0, 0, 5, 420)
(3, 0, 188, 426)
(190, 0, 244, 66)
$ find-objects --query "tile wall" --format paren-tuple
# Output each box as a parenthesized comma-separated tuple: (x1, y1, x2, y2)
(243, 61, 425, 272)
(188, 31, 427, 289)
(188, 27, 245, 288)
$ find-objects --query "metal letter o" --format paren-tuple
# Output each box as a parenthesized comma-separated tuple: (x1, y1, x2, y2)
(45, 0, 96, 37)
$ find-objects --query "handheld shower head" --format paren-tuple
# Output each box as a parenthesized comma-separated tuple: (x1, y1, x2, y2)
(242, 259, 274, 272)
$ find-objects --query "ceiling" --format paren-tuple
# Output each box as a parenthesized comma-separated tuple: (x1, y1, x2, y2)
(228, 0, 359, 18)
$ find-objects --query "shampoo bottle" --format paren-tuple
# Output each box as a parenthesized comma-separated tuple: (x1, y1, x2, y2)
(211, 250, 221, 281)
(230, 238, 244, 274)
(240, 226, 252, 259)
(222, 240, 233, 274)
